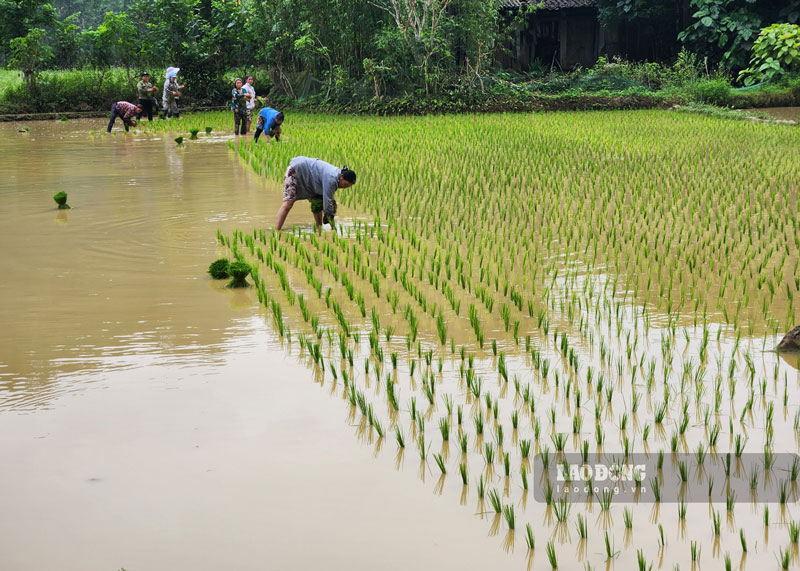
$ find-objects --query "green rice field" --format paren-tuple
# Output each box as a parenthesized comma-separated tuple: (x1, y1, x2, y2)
(139, 110, 800, 569)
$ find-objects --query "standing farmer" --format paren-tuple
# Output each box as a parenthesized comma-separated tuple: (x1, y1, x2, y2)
(161, 67, 185, 119)
(107, 101, 142, 132)
(242, 75, 256, 132)
(275, 156, 356, 230)
(135, 71, 158, 121)
(231, 78, 250, 135)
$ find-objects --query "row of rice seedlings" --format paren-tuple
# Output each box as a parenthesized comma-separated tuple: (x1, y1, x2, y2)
(209, 109, 800, 568)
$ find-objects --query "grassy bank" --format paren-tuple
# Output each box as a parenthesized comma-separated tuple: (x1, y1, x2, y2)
(2, 67, 799, 117)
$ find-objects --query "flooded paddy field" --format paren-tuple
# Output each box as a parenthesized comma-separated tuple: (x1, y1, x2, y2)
(2, 110, 800, 570)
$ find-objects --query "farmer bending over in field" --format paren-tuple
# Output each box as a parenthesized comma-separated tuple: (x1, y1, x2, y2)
(253, 107, 284, 142)
(275, 156, 356, 230)
(107, 101, 142, 132)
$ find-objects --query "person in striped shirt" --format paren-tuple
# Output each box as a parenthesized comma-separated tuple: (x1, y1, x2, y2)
(107, 101, 142, 133)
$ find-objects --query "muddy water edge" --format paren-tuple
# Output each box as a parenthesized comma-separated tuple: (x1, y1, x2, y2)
(0, 120, 508, 570)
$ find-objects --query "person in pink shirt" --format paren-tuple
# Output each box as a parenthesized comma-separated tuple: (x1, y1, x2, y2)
(107, 101, 142, 132)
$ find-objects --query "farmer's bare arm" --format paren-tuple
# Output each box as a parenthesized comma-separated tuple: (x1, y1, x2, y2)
(275, 201, 295, 230)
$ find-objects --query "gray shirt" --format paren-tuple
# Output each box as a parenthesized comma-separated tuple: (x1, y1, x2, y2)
(290, 156, 340, 218)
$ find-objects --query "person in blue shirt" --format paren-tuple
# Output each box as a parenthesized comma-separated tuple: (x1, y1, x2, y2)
(275, 156, 357, 230)
(254, 107, 284, 142)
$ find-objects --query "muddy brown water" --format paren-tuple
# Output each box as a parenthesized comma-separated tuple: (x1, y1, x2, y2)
(746, 106, 800, 122)
(3, 116, 800, 571)
(0, 120, 510, 570)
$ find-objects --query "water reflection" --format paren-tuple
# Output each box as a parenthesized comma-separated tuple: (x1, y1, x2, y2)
(0, 119, 282, 410)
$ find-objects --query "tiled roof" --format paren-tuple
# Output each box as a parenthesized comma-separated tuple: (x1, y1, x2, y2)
(499, 0, 595, 9)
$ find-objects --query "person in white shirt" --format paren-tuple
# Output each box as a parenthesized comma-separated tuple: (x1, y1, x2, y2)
(243, 75, 257, 133)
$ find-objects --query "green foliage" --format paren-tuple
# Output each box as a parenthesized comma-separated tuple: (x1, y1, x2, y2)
(82, 11, 139, 80)
(0, 69, 23, 94)
(228, 260, 251, 288)
(679, 0, 800, 69)
(0, 0, 56, 57)
(52, 190, 70, 209)
(208, 258, 230, 279)
(739, 23, 800, 85)
(689, 78, 732, 104)
(0, 67, 132, 112)
(8, 28, 54, 90)
(52, 13, 82, 69)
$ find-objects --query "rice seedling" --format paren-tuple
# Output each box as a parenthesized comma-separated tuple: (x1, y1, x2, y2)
(477, 475, 486, 500)
(473, 412, 484, 436)
(650, 478, 661, 503)
(712, 510, 721, 535)
(740, 528, 747, 552)
(374, 417, 384, 438)
(637, 550, 652, 571)
(502, 504, 515, 530)
(599, 489, 613, 510)
(484, 443, 495, 465)
(790, 521, 799, 543)
(417, 436, 427, 461)
(488, 489, 502, 513)
(695, 443, 706, 465)
(576, 513, 587, 539)
(438, 417, 450, 441)
(623, 508, 633, 529)
(459, 432, 468, 454)
(779, 546, 790, 569)
(433, 453, 446, 474)
(690, 541, 699, 562)
(605, 532, 619, 560)
(525, 524, 534, 551)
(546, 540, 558, 569)
(395, 426, 405, 448)
(542, 477, 553, 505)
(553, 498, 571, 522)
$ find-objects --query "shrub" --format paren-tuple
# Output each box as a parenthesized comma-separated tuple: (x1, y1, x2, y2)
(208, 258, 230, 279)
(0, 68, 133, 113)
(739, 24, 800, 86)
(689, 79, 732, 106)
